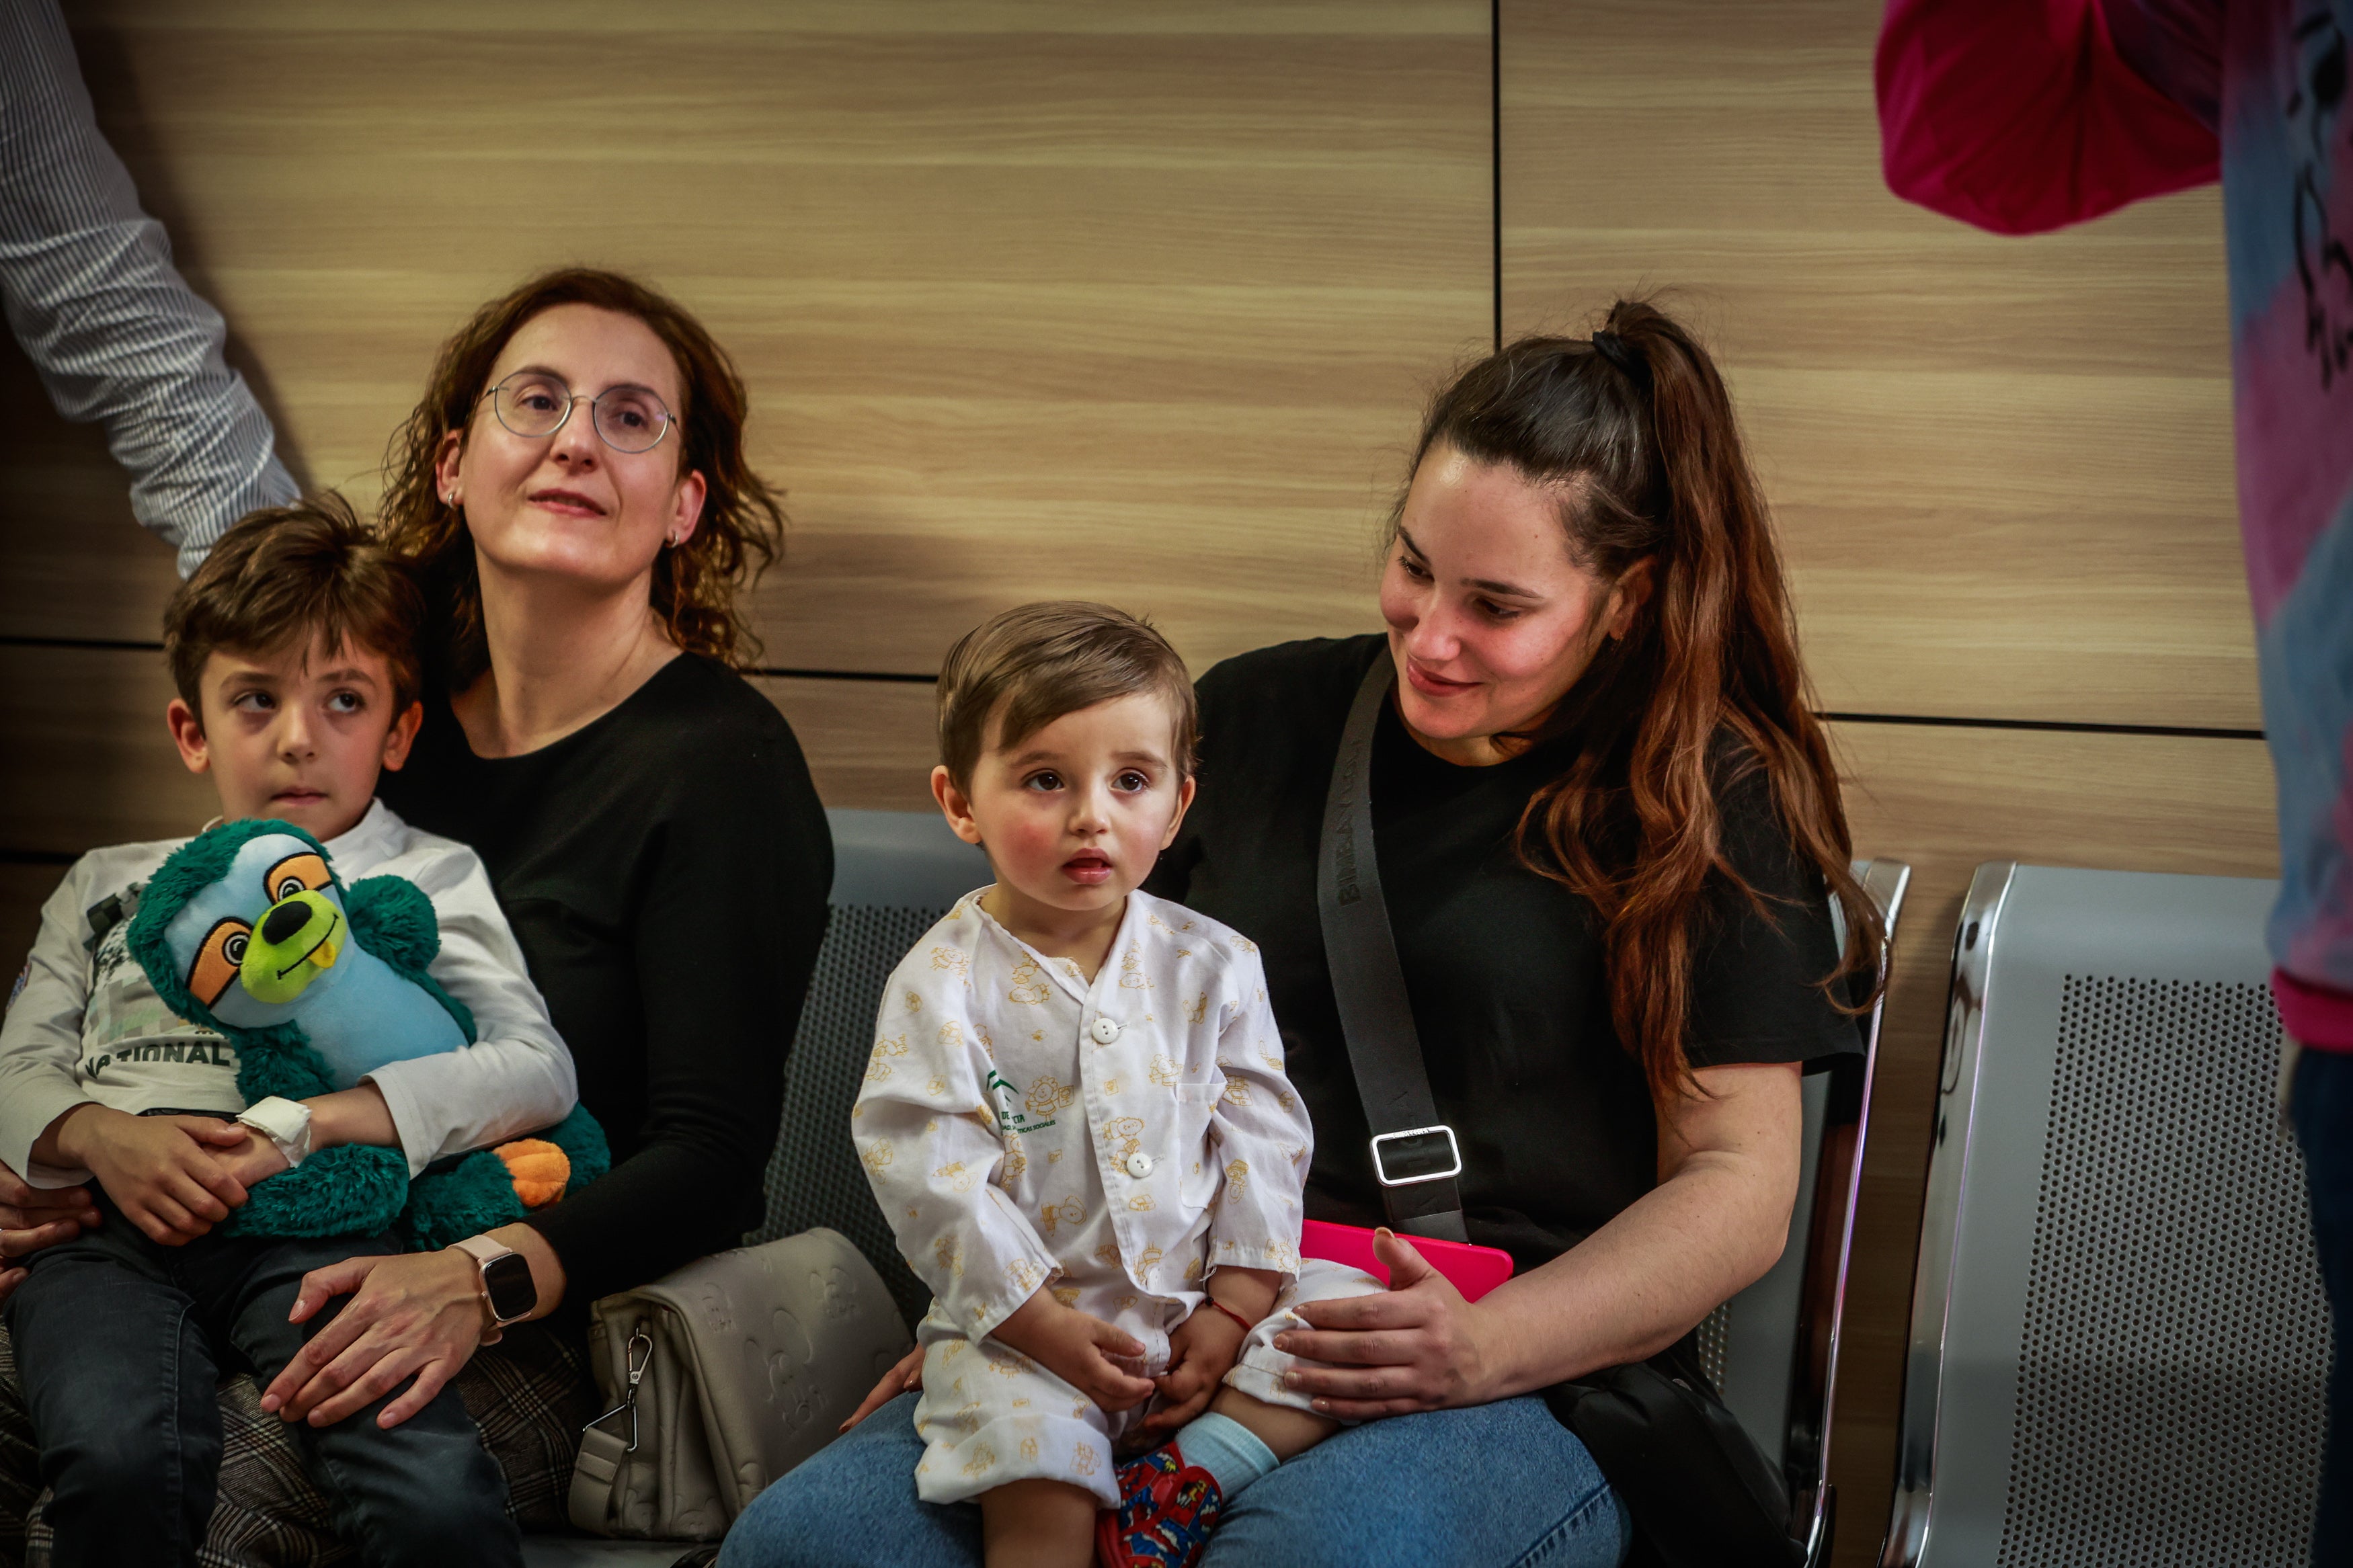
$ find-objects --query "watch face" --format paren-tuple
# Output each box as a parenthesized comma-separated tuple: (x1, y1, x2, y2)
(482, 1253, 536, 1321)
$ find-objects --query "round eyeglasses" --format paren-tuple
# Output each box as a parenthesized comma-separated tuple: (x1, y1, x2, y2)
(481, 370, 677, 454)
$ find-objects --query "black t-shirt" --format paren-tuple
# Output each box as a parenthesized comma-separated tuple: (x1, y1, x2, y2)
(1146, 634, 1856, 1272)
(378, 654, 833, 1303)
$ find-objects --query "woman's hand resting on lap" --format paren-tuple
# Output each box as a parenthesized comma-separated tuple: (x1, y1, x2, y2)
(262, 1249, 489, 1430)
(264, 1221, 567, 1429)
(1273, 1228, 1501, 1421)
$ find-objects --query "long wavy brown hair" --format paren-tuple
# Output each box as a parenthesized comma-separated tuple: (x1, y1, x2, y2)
(1404, 298, 1883, 1106)
(380, 267, 783, 690)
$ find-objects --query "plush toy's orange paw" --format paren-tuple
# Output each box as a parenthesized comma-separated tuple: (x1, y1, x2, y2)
(495, 1139, 571, 1208)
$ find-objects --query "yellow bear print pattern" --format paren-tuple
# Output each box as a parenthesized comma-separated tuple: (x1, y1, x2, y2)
(1025, 1075, 1078, 1118)
(865, 1034, 908, 1081)
(1007, 960, 1050, 1005)
(1039, 1194, 1086, 1237)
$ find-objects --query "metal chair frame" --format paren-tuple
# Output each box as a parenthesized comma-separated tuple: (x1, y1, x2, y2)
(1780, 857, 1910, 1566)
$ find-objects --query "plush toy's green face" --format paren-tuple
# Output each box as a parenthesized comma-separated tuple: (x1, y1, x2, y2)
(236, 888, 344, 1004)
(168, 832, 350, 1024)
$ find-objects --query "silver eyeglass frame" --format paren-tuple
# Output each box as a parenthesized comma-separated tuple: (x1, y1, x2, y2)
(480, 371, 678, 454)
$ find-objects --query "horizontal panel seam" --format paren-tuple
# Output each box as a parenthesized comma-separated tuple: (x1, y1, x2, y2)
(0, 636, 2267, 738)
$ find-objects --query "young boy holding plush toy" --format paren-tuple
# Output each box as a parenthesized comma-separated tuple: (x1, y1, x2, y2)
(0, 497, 584, 1568)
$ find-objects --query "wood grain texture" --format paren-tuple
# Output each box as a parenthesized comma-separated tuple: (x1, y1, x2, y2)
(754, 675, 941, 813)
(1825, 718, 2278, 1567)
(0, 343, 181, 642)
(1, 1, 1491, 673)
(0, 645, 213, 856)
(1499, 0, 2256, 732)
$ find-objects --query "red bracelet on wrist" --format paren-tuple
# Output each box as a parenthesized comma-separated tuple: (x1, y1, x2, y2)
(1205, 1297, 1257, 1336)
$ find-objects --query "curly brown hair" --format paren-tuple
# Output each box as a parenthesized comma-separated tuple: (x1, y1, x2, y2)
(379, 267, 783, 690)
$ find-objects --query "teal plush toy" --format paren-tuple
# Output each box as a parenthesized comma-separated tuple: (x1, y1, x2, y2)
(126, 819, 607, 1249)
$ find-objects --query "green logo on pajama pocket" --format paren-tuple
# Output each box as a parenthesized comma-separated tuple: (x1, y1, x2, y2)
(984, 1069, 1056, 1134)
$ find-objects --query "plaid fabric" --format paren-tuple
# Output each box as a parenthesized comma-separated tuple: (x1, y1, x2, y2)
(0, 1318, 596, 1567)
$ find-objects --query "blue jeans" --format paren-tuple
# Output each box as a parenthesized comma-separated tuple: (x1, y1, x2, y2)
(3, 1198, 519, 1568)
(719, 1391, 1627, 1568)
(2293, 1046, 2353, 1567)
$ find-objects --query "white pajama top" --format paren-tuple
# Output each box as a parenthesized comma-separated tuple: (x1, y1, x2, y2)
(854, 889, 1316, 1337)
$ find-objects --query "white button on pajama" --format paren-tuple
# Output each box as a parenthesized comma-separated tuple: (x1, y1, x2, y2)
(853, 890, 1380, 1507)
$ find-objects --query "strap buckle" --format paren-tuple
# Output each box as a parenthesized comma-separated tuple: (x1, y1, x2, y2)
(1368, 1124, 1462, 1188)
(582, 1331, 653, 1453)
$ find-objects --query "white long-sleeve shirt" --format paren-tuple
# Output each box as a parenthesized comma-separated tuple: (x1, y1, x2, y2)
(0, 0, 297, 575)
(0, 799, 575, 1188)
(854, 890, 1314, 1342)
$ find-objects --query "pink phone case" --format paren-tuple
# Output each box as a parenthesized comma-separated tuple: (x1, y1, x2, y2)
(1299, 1219, 1515, 1303)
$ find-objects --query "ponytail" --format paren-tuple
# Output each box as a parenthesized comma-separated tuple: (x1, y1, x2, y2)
(1404, 298, 1883, 1106)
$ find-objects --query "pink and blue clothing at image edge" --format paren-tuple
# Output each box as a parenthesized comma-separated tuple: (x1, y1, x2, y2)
(1879, 0, 2353, 1049)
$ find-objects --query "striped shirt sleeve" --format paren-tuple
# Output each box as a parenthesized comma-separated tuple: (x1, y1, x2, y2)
(0, 0, 297, 576)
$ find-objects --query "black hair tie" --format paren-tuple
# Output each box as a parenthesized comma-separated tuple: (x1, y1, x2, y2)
(1591, 329, 1652, 395)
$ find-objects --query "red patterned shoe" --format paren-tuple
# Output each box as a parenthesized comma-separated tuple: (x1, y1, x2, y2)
(1094, 1444, 1225, 1568)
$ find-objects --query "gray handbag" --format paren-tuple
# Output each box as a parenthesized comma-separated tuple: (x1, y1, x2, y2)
(567, 1228, 914, 1540)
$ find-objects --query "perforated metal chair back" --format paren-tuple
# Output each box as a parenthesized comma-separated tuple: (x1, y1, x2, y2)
(1882, 863, 2325, 1567)
(749, 810, 990, 1329)
(1694, 858, 1909, 1567)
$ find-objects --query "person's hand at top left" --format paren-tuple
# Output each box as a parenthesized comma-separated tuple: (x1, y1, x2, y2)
(0, 1157, 102, 1303)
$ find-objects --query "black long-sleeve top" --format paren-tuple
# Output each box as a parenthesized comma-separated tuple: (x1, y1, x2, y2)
(378, 654, 832, 1305)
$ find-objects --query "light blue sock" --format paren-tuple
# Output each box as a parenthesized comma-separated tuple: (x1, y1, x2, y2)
(1172, 1411, 1278, 1499)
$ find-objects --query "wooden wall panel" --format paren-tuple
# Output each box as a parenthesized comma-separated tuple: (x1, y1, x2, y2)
(0, 645, 212, 856)
(1499, 0, 2254, 731)
(0, 347, 180, 643)
(2, 0, 1490, 675)
(1, 0, 1488, 965)
(755, 677, 941, 814)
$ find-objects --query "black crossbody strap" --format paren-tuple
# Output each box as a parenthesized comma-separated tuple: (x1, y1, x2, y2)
(1316, 654, 1469, 1242)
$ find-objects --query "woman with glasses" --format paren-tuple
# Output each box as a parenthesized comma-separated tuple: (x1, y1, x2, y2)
(52, 267, 836, 1557)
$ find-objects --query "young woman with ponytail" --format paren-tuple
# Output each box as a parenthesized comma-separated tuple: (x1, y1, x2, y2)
(727, 300, 1878, 1568)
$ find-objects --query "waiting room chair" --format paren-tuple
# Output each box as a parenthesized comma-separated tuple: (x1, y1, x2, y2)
(1879, 863, 2327, 1566)
(1697, 856, 1909, 1568)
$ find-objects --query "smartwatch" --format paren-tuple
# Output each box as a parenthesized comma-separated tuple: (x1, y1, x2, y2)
(450, 1235, 536, 1344)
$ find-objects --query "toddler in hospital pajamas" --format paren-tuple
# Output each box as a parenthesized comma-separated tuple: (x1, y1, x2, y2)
(853, 602, 1381, 1568)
